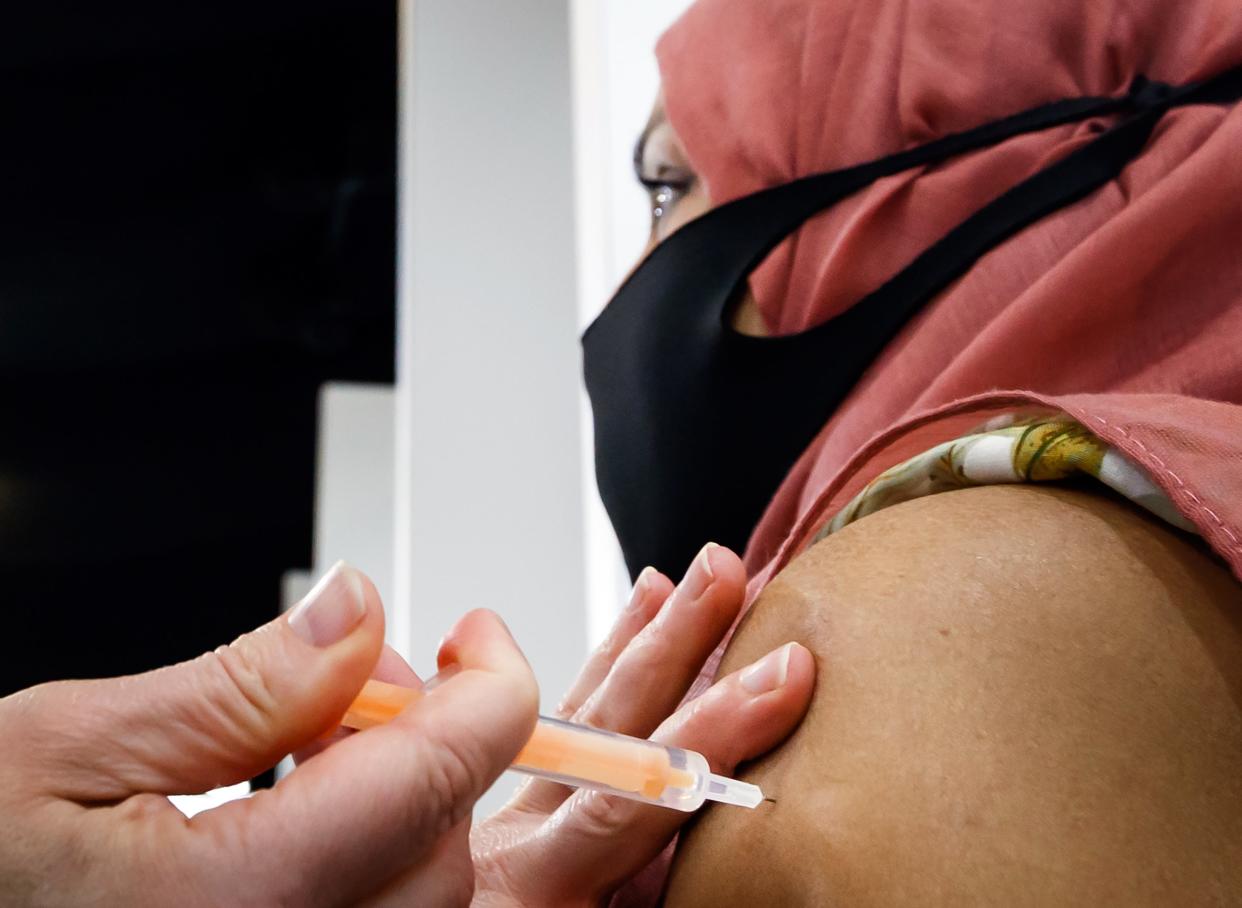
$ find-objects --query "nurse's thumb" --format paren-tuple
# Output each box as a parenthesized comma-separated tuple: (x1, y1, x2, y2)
(18, 561, 385, 801)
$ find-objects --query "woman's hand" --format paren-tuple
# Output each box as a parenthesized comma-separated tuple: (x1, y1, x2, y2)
(470, 543, 816, 907)
(0, 564, 538, 907)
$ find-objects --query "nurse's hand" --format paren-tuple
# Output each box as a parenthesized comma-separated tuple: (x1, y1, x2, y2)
(0, 564, 538, 907)
(470, 543, 816, 907)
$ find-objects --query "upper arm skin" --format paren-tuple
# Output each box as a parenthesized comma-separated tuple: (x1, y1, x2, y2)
(665, 485, 1242, 906)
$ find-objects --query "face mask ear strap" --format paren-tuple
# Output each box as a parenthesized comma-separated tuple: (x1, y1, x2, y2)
(588, 75, 1165, 345)
(679, 63, 1242, 357)
(805, 62, 1242, 357)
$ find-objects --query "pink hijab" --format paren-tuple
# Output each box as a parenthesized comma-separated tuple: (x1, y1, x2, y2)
(616, 0, 1242, 902)
(657, 0, 1242, 586)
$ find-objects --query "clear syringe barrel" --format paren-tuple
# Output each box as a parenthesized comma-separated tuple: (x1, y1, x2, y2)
(511, 716, 711, 811)
(340, 679, 764, 812)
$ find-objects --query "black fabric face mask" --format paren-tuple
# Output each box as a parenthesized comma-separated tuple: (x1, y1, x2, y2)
(583, 68, 1242, 582)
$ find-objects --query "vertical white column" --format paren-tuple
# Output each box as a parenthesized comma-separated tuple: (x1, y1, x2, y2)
(395, 0, 585, 758)
(392, 0, 417, 663)
(568, 0, 627, 649)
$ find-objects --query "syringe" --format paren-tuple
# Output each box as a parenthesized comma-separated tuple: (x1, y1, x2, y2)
(341, 678, 764, 811)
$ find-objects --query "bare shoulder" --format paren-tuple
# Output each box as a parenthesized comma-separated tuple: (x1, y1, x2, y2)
(666, 485, 1242, 907)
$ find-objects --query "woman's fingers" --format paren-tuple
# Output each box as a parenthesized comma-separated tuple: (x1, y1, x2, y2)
(532, 642, 816, 903)
(555, 567, 674, 719)
(573, 543, 747, 738)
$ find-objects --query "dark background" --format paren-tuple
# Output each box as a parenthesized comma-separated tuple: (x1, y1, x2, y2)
(0, 3, 397, 701)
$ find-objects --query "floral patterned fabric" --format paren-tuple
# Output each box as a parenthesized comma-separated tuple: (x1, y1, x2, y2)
(812, 414, 1196, 545)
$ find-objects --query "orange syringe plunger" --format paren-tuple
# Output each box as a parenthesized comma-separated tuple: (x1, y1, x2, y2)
(341, 679, 763, 812)
(341, 678, 420, 730)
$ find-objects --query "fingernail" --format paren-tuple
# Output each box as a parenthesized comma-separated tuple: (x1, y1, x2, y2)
(288, 561, 367, 647)
(740, 642, 796, 695)
(628, 566, 656, 609)
(678, 542, 718, 601)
